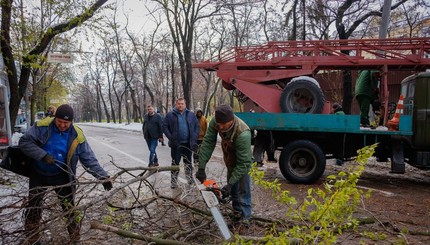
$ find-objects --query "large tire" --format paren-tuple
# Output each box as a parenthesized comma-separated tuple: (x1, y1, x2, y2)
(280, 77, 325, 113)
(279, 140, 326, 184)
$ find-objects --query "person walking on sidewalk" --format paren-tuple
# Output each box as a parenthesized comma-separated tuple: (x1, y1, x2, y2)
(193, 108, 208, 165)
(142, 105, 164, 167)
(195, 104, 253, 227)
(162, 98, 199, 188)
(19, 104, 113, 245)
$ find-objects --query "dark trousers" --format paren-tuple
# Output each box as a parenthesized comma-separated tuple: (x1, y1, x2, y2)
(24, 171, 80, 243)
(145, 138, 159, 165)
(171, 143, 193, 184)
(193, 140, 203, 164)
(356, 95, 372, 125)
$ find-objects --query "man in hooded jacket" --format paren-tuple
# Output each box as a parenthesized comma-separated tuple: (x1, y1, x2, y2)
(193, 108, 208, 165)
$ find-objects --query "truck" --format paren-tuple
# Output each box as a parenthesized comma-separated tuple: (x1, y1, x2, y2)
(193, 37, 430, 184)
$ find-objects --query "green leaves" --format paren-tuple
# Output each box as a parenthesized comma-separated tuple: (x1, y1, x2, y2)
(241, 144, 378, 244)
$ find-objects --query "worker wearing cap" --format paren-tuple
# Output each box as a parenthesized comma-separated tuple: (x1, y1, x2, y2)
(19, 104, 112, 244)
(195, 104, 253, 227)
(332, 103, 345, 115)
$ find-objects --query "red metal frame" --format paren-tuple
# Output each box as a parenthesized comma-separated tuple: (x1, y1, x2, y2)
(193, 38, 430, 118)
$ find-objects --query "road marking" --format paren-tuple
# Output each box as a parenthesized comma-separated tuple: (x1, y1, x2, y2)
(357, 185, 395, 197)
(87, 136, 187, 183)
(88, 136, 146, 164)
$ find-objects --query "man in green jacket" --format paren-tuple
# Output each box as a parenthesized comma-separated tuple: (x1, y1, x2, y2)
(355, 70, 380, 127)
(195, 104, 252, 227)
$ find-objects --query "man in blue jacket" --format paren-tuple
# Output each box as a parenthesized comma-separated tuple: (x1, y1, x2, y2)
(162, 98, 199, 189)
(19, 104, 112, 245)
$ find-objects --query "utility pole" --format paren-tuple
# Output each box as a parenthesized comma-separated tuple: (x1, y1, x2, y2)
(379, 0, 392, 39)
(378, 0, 392, 125)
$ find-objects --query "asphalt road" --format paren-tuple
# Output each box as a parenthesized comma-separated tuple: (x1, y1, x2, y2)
(77, 124, 227, 188)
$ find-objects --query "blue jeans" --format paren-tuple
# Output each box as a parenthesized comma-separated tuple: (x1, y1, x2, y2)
(231, 174, 252, 221)
(170, 143, 193, 184)
(146, 138, 159, 165)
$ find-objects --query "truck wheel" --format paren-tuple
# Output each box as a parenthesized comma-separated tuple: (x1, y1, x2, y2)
(280, 77, 325, 113)
(279, 140, 326, 184)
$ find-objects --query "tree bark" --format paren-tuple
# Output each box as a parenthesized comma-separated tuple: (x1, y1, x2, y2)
(1, 0, 108, 128)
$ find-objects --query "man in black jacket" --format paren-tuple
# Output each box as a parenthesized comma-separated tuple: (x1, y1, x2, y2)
(142, 105, 164, 167)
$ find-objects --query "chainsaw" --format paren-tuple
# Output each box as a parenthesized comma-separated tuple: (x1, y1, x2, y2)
(193, 177, 232, 240)
(202, 179, 230, 204)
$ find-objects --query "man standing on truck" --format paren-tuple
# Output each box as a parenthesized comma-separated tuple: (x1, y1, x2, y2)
(355, 70, 380, 127)
(195, 104, 253, 228)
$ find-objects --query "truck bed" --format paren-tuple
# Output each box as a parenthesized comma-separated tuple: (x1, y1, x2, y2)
(236, 113, 413, 136)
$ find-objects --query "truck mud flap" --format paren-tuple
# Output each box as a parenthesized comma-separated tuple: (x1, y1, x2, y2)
(390, 136, 405, 174)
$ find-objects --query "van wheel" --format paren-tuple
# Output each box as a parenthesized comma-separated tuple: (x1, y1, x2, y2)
(279, 140, 326, 184)
(280, 78, 325, 113)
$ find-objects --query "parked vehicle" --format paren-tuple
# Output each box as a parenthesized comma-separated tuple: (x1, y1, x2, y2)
(193, 38, 430, 184)
(35, 111, 45, 122)
(0, 84, 12, 156)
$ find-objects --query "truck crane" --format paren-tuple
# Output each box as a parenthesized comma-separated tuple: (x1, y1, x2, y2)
(193, 37, 430, 184)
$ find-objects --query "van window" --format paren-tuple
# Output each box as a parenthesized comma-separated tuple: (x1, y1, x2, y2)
(35, 111, 45, 121)
(401, 82, 408, 97)
(408, 82, 415, 98)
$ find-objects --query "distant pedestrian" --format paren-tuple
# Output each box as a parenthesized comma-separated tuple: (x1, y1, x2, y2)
(45, 105, 56, 118)
(252, 130, 276, 167)
(162, 98, 199, 188)
(142, 105, 164, 167)
(193, 108, 208, 165)
(19, 104, 112, 244)
(355, 70, 380, 127)
(332, 102, 345, 165)
(332, 103, 345, 115)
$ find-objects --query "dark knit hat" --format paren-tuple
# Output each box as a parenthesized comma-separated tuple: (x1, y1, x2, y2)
(55, 104, 74, 121)
(215, 104, 234, 123)
(332, 103, 342, 110)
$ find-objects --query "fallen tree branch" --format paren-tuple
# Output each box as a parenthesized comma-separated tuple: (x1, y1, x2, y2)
(90, 222, 195, 245)
(77, 165, 180, 211)
(238, 235, 302, 244)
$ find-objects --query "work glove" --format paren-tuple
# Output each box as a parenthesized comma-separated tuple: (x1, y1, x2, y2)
(101, 176, 113, 191)
(221, 184, 232, 199)
(195, 168, 206, 183)
(42, 154, 55, 164)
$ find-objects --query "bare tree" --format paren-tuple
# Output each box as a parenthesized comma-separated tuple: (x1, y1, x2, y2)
(151, 0, 222, 109)
(329, 0, 410, 113)
(127, 10, 165, 118)
(1, 0, 109, 128)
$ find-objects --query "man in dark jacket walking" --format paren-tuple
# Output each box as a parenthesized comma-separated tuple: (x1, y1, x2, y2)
(162, 98, 199, 188)
(19, 104, 112, 245)
(142, 105, 164, 167)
